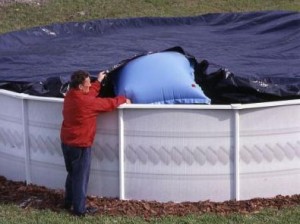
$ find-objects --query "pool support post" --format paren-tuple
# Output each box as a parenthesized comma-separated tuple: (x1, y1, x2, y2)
(232, 104, 241, 201)
(21, 96, 31, 184)
(118, 108, 125, 200)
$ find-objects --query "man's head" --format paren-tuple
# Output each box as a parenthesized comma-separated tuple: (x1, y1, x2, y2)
(70, 70, 91, 94)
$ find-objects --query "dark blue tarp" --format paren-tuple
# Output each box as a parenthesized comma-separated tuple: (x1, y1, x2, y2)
(0, 10, 299, 103)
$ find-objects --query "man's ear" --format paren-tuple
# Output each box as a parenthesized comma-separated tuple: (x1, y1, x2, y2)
(78, 84, 83, 90)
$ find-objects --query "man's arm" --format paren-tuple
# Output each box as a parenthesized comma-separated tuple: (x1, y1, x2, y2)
(91, 96, 129, 113)
(89, 71, 106, 96)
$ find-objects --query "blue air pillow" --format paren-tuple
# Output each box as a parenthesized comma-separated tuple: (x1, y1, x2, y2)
(113, 51, 211, 104)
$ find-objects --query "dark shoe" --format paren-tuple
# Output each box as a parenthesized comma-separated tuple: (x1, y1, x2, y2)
(73, 211, 85, 217)
(86, 206, 98, 215)
(72, 207, 98, 217)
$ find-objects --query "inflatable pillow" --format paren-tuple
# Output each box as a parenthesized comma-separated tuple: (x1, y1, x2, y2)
(113, 51, 211, 104)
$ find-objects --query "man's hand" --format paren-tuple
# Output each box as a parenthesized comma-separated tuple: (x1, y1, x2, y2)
(126, 99, 131, 104)
(97, 71, 106, 83)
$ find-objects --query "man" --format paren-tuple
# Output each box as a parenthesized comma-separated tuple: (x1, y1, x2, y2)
(60, 70, 130, 216)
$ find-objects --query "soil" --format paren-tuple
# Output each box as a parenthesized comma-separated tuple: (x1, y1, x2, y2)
(1, 176, 300, 219)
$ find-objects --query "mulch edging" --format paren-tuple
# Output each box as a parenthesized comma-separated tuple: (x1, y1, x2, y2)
(1, 175, 300, 218)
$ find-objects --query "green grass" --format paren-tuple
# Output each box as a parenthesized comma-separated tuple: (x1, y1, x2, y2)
(2, 203, 300, 224)
(0, 0, 299, 34)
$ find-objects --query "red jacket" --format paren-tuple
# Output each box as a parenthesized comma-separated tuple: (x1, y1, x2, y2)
(60, 81, 126, 147)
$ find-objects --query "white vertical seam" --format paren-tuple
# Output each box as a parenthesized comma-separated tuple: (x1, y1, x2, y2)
(118, 108, 125, 200)
(234, 108, 240, 201)
(22, 98, 31, 184)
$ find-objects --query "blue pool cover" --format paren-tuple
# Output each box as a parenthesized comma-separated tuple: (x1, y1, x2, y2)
(0, 10, 299, 103)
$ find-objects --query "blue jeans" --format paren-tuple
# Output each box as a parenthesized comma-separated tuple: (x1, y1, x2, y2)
(61, 143, 91, 215)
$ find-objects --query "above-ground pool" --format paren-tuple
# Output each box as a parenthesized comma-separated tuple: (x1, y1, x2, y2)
(1, 89, 300, 202)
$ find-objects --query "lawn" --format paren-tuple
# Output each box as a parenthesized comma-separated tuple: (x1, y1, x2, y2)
(0, 0, 299, 34)
(2, 203, 300, 224)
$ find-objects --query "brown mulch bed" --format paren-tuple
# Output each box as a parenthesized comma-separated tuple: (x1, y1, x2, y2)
(1, 175, 300, 218)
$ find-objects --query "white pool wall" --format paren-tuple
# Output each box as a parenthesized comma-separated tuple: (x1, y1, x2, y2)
(0, 89, 299, 202)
